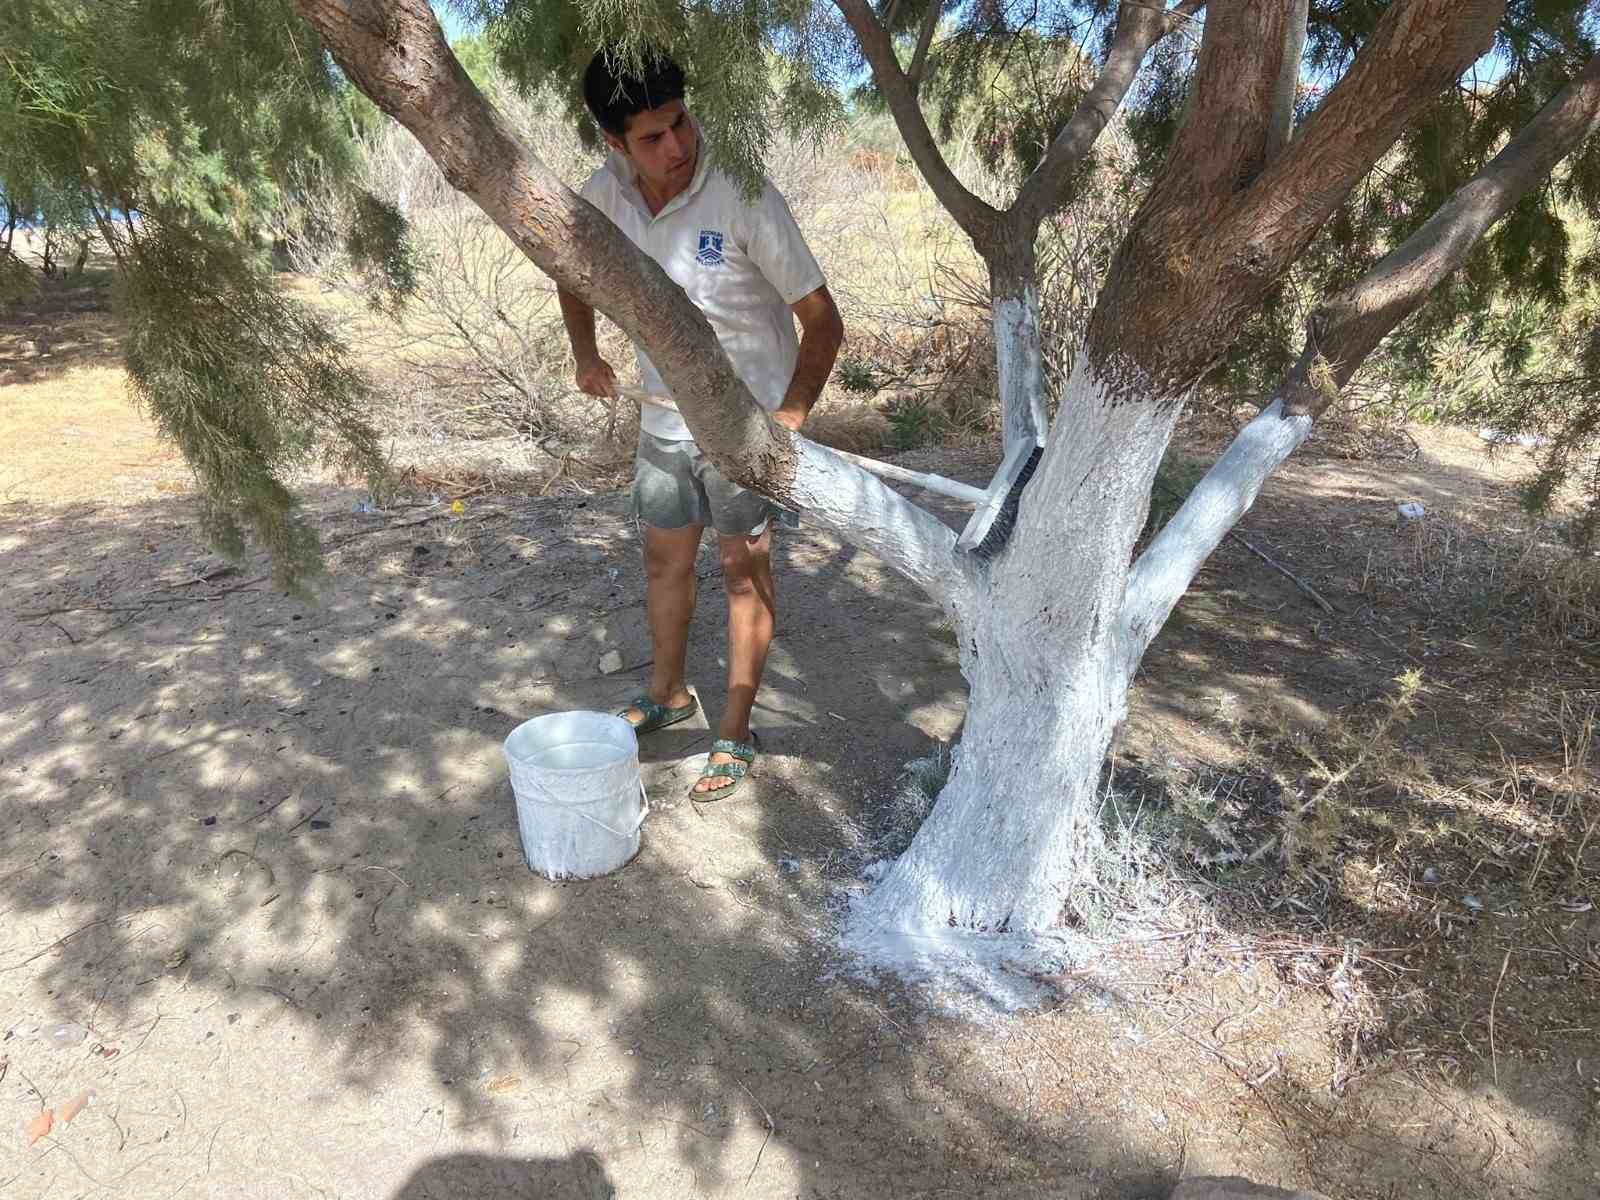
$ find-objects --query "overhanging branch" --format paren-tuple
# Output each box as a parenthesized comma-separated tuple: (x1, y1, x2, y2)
(293, 0, 967, 605)
(1009, 0, 1204, 233)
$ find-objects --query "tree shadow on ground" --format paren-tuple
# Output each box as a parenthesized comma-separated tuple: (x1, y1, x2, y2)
(0, 486, 1170, 1199)
(0, 453, 1594, 1199)
(390, 1150, 615, 1199)
(0, 262, 122, 384)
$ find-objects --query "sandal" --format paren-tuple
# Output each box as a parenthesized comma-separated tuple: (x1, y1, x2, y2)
(689, 734, 758, 801)
(618, 693, 699, 735)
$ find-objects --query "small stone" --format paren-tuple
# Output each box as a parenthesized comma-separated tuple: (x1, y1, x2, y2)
(597, 650, 624, 675)
(200, 815, 217, 826)
(1397, 502, 1425, 521)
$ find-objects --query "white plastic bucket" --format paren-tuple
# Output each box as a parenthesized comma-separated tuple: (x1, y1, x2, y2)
(503, 711, 648, 880)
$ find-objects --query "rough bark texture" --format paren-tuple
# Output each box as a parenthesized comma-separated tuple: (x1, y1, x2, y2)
(1089, 0, 1504, 395)
(1281, 50, 1600, 415)
(1120, 51, 1600, 673)
(1264, 0, 1310, 162)
(294, 0, 962, 602)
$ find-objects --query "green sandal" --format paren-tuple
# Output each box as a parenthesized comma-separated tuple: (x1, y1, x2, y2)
(689, 735, 758, 801)
(618, 693, 699, 735)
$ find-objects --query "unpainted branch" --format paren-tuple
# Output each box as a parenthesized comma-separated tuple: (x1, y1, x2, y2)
(1283, 50, 1600, 415)
(1009, 0, 1205, 234)
(830, 0, 1000, 242)
(1118, 50, 1600, 656)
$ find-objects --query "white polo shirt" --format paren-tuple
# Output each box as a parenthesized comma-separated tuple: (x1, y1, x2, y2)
(579, 142, 827, 441)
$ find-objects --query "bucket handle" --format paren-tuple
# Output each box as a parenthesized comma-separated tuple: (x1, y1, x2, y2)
(563, 781, 649, 841)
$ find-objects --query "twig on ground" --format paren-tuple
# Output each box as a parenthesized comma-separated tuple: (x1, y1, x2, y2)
(1229, 532, 1338, 614)
(1489, 949, 1511, 1086)
(736, 1078, 775, 1187)
(0, 914, 131, 973)
(283, 804, 323, 835)
(246, 794, 292, 824)
(370, 883, 399, 934)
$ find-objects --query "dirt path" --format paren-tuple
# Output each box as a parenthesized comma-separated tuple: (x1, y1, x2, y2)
(2, 339, 1597, 1196)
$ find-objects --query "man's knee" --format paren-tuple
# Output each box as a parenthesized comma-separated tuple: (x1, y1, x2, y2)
(642, 528, 700, 582)
(719, 534, 771, 597)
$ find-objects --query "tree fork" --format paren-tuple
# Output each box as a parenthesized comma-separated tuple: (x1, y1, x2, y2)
(1121, 51, 1600, 656)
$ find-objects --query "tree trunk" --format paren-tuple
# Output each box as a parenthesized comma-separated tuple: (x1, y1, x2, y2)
(857, 357, 1178, 934)
(990, 244, 1048, 453)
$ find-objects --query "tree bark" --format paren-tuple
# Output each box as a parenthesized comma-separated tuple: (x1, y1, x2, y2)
(1088, 0, 1504, 396)
(991, 244, 1049, 453)
(831, 0, 1000, 243)
(293, 0, 967, 606)
(858, 355, 1178, 934)
(1120, 51, 1600, 661)
(1263, 0, 1310, 163)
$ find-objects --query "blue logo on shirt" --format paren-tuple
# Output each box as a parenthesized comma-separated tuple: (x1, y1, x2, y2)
(696, 230, 725, 267)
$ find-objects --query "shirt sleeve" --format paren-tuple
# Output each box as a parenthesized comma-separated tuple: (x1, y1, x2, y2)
(577, 167, 609, 210)
(742, 181, 827, 306)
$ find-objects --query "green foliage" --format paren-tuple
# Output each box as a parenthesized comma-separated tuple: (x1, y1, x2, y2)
(0, 0, 417, 586)
(121, 219, 389, 595)
(458, 0, 847, 194)
(344, 191, 420, 313)
(0, 248, 36, 302)
(836, 354, 881, 394)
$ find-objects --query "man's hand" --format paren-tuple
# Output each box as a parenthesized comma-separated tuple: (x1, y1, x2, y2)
(771, 406, 805, 432)
(575, 355, 619, 398)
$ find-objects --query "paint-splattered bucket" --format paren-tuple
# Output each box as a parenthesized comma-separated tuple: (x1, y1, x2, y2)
(503, 711, 647, 879)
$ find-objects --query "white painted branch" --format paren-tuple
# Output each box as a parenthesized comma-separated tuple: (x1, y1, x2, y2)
(622, 389, 967, 605)
(1264, 0, 1309, 162)
(791, 440, 971, 609)
(1119, 399, 1312, 658)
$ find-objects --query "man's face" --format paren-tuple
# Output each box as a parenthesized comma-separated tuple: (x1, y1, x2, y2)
(607, 99, 698, 198)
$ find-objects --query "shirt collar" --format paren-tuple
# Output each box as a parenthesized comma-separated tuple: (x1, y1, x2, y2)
(603, 118, 712, 220)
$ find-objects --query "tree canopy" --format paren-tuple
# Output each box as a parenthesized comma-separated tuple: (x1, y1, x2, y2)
(5, 0, 1600, 573)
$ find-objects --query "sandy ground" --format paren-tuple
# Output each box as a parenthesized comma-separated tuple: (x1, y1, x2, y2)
(2, 273, 1598, 1198)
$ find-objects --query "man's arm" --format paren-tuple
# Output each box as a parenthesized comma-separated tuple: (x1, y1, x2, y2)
(558, 287, 619, 397)
(773, 285, 844, 432)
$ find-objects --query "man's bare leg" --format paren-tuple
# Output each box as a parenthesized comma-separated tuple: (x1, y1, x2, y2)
(622, 523, 703, 725)
(694, 527, 774, 795)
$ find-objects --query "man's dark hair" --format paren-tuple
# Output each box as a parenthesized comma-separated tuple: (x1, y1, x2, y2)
(582, 48, 686, 139)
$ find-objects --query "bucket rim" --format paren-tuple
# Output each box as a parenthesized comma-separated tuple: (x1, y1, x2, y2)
(503, 710, 639, 772)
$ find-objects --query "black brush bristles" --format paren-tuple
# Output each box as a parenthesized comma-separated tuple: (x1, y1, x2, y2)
(970, 444, 1043, 560)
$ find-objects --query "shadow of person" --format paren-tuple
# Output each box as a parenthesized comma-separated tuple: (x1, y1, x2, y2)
(390, 1151, 614, 1200)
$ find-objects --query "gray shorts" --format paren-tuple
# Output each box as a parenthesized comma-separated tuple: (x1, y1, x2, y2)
(632, 431, 776, 536)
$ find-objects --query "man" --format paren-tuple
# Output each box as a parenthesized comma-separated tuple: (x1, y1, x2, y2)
(558, 49, 844, 799)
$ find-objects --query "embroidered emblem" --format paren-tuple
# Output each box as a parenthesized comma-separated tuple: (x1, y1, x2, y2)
(696, 229, 725, 266)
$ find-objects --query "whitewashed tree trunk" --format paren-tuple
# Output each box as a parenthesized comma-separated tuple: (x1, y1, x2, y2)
(992, 255, 1049, 456)
(856, 358, 1179, 935)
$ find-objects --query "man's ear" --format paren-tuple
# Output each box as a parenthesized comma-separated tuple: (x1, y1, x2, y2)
(602, 131, 628, 156)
